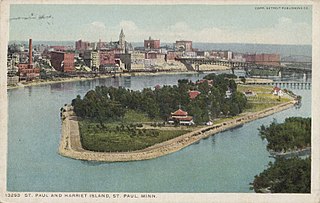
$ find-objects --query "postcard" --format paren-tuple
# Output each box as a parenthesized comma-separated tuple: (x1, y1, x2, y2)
(0, 0, 319, 202)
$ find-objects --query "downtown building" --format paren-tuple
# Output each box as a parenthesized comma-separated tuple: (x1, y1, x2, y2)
(244, 53, 280, 66)
(84, 50, 100, 70)
(144, 37, 160, 50)
(51, 51, 75, 72)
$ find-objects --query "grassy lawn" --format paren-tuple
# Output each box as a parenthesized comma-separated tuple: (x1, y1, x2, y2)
(79, 120, 190, 152)
(212, 85, 294, 123)
(122, 109, 162, 123)
(244, 103, 279, 112)
(238, 85, 273, 93)
(238, 84, 292, 112)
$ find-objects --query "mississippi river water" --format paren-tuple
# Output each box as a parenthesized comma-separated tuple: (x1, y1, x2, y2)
(7, 72, 311, 192)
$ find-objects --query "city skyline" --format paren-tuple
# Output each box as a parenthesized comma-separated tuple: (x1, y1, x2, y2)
(9, 4, 312, 45)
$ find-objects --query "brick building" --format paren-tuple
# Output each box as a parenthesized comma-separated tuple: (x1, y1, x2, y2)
(257, 54, 280, 66)
(144, 37, 160, 50)
(99, 50, 116, 66)
(51, 51, 75, 72)
(244, 53, 280, 66)
(17, 39, 40, 80)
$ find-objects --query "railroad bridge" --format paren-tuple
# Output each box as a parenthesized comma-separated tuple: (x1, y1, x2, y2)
(245, 81, 312, 89)
(175, 57, 312, 74)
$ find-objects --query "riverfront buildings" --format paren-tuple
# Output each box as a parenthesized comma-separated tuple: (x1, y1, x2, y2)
(7, 29, 282, 85)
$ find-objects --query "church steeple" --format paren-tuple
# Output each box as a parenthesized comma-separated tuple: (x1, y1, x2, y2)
(120, 28, 125, 38)
(119, 28, 125, 53)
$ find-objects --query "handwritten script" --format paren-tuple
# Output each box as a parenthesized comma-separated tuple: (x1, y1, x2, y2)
(10, 13, 53, 21)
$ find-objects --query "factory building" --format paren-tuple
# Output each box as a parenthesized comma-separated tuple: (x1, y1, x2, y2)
(17, 39, 40, 80)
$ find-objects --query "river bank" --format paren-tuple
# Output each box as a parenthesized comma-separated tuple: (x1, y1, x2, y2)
(7, 65, 230, 90)
(7, 71, 191, 90)
(59, 99, 297, 162)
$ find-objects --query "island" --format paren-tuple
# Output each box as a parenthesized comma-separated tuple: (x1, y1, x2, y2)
(251, 117, 311, 193)
(259, 117, 311, 156)
(58, 73, 299, 162)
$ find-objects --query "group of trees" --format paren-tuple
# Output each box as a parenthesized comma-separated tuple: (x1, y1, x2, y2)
(259, 117, 311, 152)
(252, 117, 311, 193)
(252, 157, 311, 193)
(71, 73, 247, 124)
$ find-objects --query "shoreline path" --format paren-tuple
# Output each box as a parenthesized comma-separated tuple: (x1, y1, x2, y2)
(59, 100, 297, 162)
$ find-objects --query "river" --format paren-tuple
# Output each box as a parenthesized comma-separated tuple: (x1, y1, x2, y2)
(7, 71, 311, 192)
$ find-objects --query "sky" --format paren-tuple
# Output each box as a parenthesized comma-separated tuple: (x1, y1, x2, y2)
(9, 4, 312, 45)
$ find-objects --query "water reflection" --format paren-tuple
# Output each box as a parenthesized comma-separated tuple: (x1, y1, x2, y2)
(80, 160, 108, 166)
(123, 76, 132, 88)
(27, 86, 32, 96)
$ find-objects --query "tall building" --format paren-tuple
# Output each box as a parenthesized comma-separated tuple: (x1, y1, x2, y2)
(119, 29, 125, 53)
(51, 51, 75, 72)
(144, 37, 160, 50)
(84, 50, 100, 69)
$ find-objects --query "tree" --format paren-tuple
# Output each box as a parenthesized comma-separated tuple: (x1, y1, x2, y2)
(258, 117, 311, 152)
(70, 74, 247, 123)
(252, 157, 311, 193)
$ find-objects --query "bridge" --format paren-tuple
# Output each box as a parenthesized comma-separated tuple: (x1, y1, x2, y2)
(175, 57, 312, 74)
(245, 81, 312, 89)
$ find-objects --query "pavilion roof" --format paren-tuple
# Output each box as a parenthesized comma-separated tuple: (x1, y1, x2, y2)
(171, 109, 188, 116)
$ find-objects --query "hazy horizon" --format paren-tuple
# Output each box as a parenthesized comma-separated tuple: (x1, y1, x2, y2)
(8, 40, 312, 57)
(9, 4, 312, 45)
(8, 40, 313, 47)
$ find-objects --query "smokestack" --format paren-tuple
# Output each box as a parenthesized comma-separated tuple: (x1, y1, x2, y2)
(28, 38, 33, 68)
